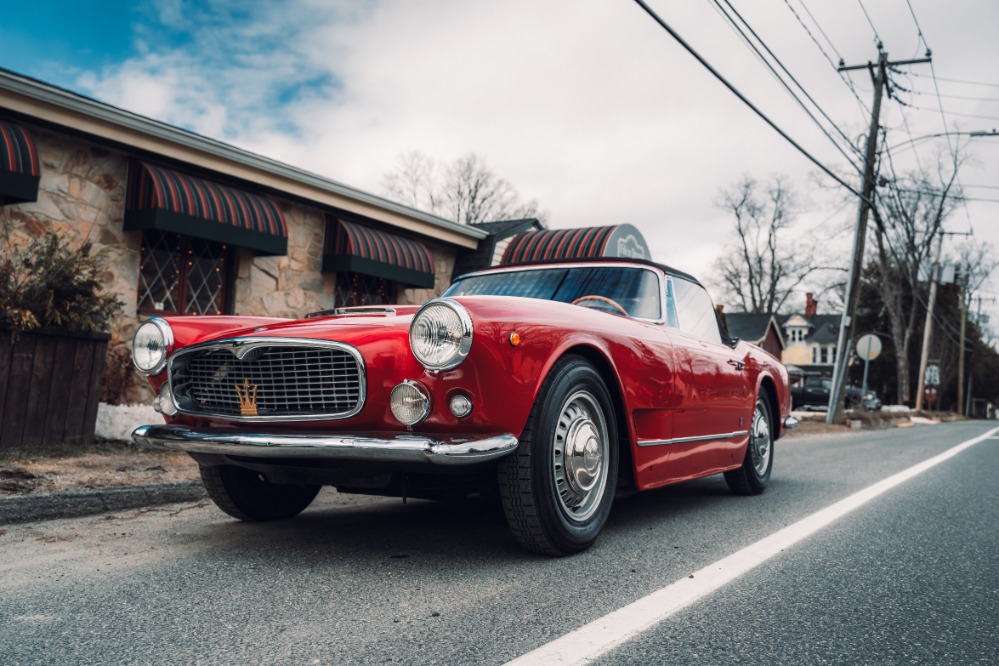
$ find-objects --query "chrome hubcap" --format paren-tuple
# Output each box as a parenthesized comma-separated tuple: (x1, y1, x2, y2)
(750, 404, 772, 476)
(552, 391, 609, 523)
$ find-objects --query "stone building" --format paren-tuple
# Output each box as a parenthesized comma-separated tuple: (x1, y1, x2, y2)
(0, 69, 485, 402)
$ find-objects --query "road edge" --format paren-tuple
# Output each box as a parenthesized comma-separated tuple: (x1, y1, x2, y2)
(0, 482, 206, 525)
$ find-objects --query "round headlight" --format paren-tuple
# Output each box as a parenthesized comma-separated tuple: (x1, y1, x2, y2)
(390, 380, 431, 426)
(409, 298, 473, 371)
(132, 318, 173, 375)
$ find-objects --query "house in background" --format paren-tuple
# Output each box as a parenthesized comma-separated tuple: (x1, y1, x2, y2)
(722, 311, 785, 359)
(722, 292, 844, 376)
(778, 293, 842, 375)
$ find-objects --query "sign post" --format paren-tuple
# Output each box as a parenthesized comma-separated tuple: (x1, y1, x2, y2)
(856, 334, 882, 400)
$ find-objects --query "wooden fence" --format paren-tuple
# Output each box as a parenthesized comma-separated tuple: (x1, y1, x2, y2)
(0, 327, 109, 449)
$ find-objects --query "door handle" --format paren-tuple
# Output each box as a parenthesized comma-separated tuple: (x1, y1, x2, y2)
(727, 359, 745, 371)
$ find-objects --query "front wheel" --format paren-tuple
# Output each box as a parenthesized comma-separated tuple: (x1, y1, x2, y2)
(498, 356, 619, 556)
(200, 465, 321, 521)
(724, 397, 773, 495)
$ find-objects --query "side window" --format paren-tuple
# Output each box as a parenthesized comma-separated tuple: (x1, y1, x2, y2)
(672, 277, 722, 345)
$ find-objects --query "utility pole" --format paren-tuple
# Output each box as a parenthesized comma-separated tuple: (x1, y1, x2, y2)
(957, 272, 968, 415)
(827, 50, 931, 424)
(914, 231, 944, 412)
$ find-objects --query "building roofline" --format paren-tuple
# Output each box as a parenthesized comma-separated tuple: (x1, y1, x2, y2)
(0, 67, 485, 248)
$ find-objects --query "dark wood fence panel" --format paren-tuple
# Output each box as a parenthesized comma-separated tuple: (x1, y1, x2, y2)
(0, 328, 109, 450)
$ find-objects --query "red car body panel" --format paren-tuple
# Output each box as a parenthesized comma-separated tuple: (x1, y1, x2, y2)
(143, 271, 792, 493)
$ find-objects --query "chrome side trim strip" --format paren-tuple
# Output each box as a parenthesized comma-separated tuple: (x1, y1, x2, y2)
(637, 430, 750, 447)
(132, 425, 518, 467)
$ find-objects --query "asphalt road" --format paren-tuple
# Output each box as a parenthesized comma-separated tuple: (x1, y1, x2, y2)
(1, 422, 997, 665)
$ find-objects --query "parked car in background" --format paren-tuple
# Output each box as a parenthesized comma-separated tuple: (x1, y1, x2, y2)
(132, 258, 797, 555)
(791, 375, 882, 411)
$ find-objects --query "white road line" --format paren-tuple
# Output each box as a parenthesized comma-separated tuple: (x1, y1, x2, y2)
(506, 426, 999, 666)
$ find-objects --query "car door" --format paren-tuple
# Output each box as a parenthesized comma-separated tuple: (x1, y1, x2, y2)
(660, 277, 753, 482)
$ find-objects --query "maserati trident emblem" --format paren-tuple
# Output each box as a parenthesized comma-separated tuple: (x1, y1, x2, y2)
(235, 378, 259, 416)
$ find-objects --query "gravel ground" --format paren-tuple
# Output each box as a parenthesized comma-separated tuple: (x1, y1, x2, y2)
(0, 442, 198, 496)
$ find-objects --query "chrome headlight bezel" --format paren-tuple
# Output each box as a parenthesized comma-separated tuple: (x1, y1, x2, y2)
(132, 318, 174, 375)
(409, 298, 473, 371)
(390, 380, 432, 426)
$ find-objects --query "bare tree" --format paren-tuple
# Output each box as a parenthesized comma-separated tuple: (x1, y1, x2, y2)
(383, 151, 546, 224)
(870, 154, 961, 404)
(713, 175, 825, 314)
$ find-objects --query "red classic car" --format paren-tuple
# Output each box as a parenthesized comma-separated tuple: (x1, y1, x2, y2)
(132, 259, 796, 555)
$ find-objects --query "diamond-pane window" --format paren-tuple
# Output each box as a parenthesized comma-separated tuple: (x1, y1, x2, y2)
(335, 272, 397, 308)
(138, 230, 231, 315)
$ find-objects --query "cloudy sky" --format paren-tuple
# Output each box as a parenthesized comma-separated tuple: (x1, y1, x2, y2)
(3, 0, 999, 320)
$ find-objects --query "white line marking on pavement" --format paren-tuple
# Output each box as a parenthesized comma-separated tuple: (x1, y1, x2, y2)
(506, 426, 999, 665)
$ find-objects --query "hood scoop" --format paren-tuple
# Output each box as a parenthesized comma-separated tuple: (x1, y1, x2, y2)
(306, 306, 397, 319)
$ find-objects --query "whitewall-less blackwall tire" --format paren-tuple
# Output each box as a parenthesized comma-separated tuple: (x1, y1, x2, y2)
(724, 396, 774, 495)
(200, 465, 321, 521)
(498, 356, 619, 556)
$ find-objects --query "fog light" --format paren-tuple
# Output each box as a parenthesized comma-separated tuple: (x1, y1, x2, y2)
(154, 383, 179, 416)
(449, 393, 473, 418)
(390, 380, 431, 426)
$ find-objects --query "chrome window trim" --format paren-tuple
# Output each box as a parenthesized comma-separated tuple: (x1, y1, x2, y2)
(636, 430, 750, 447)
(449, 261, 667, 324)
(167, 337, 366, 422)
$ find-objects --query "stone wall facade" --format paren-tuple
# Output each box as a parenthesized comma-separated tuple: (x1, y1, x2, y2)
(2, 124, 458, 404)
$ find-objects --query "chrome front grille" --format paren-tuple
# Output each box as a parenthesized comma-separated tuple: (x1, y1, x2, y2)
(169, 338, 365, 421)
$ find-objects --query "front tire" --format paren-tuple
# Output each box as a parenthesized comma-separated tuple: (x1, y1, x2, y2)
(498, 356, 619, 556)
(200, 465, 321, 521)
(725, 397, 773, 495)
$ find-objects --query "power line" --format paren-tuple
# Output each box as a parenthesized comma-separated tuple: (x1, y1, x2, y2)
(906, 89, 999, 104)
(856, 0, 883, 47)
(630, 0, 864, 198)
(786, 0, 871, 118)
(902, 0, 930, 54)
(907, 105, 999, 123)
(906, 70, 999, 89)
(708, 0, 863, 169)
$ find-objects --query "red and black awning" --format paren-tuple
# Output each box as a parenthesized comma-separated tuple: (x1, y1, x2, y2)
(500, 224, 650, 265)
(323, 218, 435, 288)
(123, 161, 288, 255)
(0, 121, 40, 206)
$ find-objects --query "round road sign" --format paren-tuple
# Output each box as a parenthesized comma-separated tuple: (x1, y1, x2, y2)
(856, 334, 882, 361)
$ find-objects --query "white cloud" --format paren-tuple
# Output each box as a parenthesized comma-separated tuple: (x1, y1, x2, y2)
(72, 0, 999, 313)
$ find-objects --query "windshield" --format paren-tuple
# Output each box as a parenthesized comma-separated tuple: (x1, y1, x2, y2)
(444, 266, 662, 319)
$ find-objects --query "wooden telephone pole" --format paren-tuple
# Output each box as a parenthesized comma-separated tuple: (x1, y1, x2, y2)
(827, 50, 932, 424)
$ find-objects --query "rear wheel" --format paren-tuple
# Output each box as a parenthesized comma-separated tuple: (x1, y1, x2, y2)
(724, 397, 773, 495)
(200, 465, 320, 521)
(498, 356, 618, 555)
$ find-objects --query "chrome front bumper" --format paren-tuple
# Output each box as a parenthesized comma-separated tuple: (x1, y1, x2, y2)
(132, 425, 519, 467)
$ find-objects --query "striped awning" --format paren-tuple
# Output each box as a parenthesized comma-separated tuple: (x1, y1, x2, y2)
(123, 161, 288, 255)
(0, 121, 40, 205)
(323, 218, 435, 288)
(501, 224, 650, 265)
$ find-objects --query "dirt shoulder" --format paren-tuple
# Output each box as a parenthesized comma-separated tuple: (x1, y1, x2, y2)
(0, 441, 199, 497)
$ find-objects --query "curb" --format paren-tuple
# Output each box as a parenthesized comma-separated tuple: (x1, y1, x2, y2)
(0, 482, 207, 525)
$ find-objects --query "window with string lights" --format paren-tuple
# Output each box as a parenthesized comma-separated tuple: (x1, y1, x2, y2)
(334, 272, 397, 308)
(137, 230, 233, 315)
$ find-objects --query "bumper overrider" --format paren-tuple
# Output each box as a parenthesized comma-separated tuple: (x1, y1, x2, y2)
(132, 424, 518, 466)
